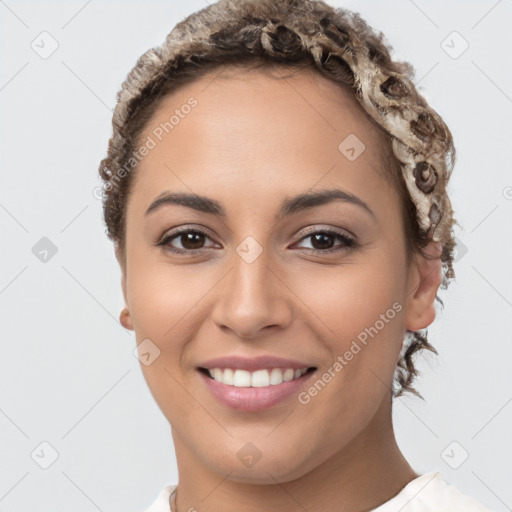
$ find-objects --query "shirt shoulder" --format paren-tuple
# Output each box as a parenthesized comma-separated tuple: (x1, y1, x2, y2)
(370, 471, 495, 512)
(142, 484, 176, 512)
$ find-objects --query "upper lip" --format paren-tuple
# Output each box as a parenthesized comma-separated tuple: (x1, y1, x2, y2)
(198, 355, 316, 372)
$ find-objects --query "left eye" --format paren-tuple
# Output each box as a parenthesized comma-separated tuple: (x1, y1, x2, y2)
(293, 230, 356, 253)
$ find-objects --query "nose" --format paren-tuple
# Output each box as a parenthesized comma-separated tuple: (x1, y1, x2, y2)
(210, 247, 293, 340)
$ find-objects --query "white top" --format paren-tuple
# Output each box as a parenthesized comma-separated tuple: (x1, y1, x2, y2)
(143, 471, 494, 512)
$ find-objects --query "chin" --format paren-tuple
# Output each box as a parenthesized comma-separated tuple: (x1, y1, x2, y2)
(202, 441, 322, 484)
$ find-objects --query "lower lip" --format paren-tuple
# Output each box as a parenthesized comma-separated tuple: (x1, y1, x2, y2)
(198, 369, 315, 412)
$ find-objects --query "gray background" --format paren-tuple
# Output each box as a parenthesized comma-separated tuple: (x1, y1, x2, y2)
(1, 0, 511, 510)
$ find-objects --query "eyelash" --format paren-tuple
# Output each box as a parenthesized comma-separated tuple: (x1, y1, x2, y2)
(157, 226, 357, 256)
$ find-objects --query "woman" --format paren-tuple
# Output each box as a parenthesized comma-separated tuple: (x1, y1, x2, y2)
(98, 0, 493, 510)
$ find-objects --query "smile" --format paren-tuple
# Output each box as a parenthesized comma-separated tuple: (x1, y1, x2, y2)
(201, 367, 314, 387)
(198, 365, 317, 411)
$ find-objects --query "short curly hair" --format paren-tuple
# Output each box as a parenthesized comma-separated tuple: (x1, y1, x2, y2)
(98, 0, 459, 398)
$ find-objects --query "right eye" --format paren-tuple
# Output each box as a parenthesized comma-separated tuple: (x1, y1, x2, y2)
(157, 227, 219, 254)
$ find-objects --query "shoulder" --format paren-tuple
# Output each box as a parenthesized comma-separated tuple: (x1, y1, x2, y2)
(371, 472, 495, 511)
(142, 484, 176, 512)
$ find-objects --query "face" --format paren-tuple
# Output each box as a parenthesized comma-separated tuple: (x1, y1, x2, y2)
(118, 65, 440, 483)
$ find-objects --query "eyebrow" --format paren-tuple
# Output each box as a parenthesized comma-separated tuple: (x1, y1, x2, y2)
(145, 188, 376, 220)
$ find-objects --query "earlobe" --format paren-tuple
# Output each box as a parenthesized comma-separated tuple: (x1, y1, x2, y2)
(120, 307, 134, 330)
(404, 241, 443, 332)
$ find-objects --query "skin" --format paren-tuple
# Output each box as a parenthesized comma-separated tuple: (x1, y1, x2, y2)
(117, 64, 442, 512)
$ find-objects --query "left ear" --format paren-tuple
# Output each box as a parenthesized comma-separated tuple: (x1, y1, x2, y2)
(404, 241, 443, 332)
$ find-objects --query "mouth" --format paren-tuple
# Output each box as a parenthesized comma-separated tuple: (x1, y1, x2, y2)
(197, 365, 317, 412)
(198, 366, 317, 387)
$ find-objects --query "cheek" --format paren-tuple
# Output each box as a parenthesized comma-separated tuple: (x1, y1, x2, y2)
(289, 255, 406, 344)
(126, 243, 203, 337)
(286, 254, 407, 406)
(127, 269, 204, 409)
(124, 245, 206, 406)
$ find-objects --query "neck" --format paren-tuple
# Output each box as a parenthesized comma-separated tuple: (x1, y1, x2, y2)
(170, 397, 417, 512)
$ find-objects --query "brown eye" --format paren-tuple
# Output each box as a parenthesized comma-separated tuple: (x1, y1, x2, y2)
(293, 229, 356, 255)
(179, 231, 206, 250)
(311, 232, 335, 250)
(158, 228, 217, 254)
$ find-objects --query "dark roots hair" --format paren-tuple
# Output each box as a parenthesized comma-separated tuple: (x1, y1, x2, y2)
(98, 0, 459, 398)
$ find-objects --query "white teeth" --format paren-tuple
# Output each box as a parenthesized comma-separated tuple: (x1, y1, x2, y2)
(251, 369, 270, 387)
(206, 367, 310, 387)
(223, 368, 234, 385)
(233, 369, 251, 387)
(269, 368, 282, 385)
(283, 368, 295, 382)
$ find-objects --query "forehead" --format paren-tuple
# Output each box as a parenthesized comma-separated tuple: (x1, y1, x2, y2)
(129, 64, 396, 214)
